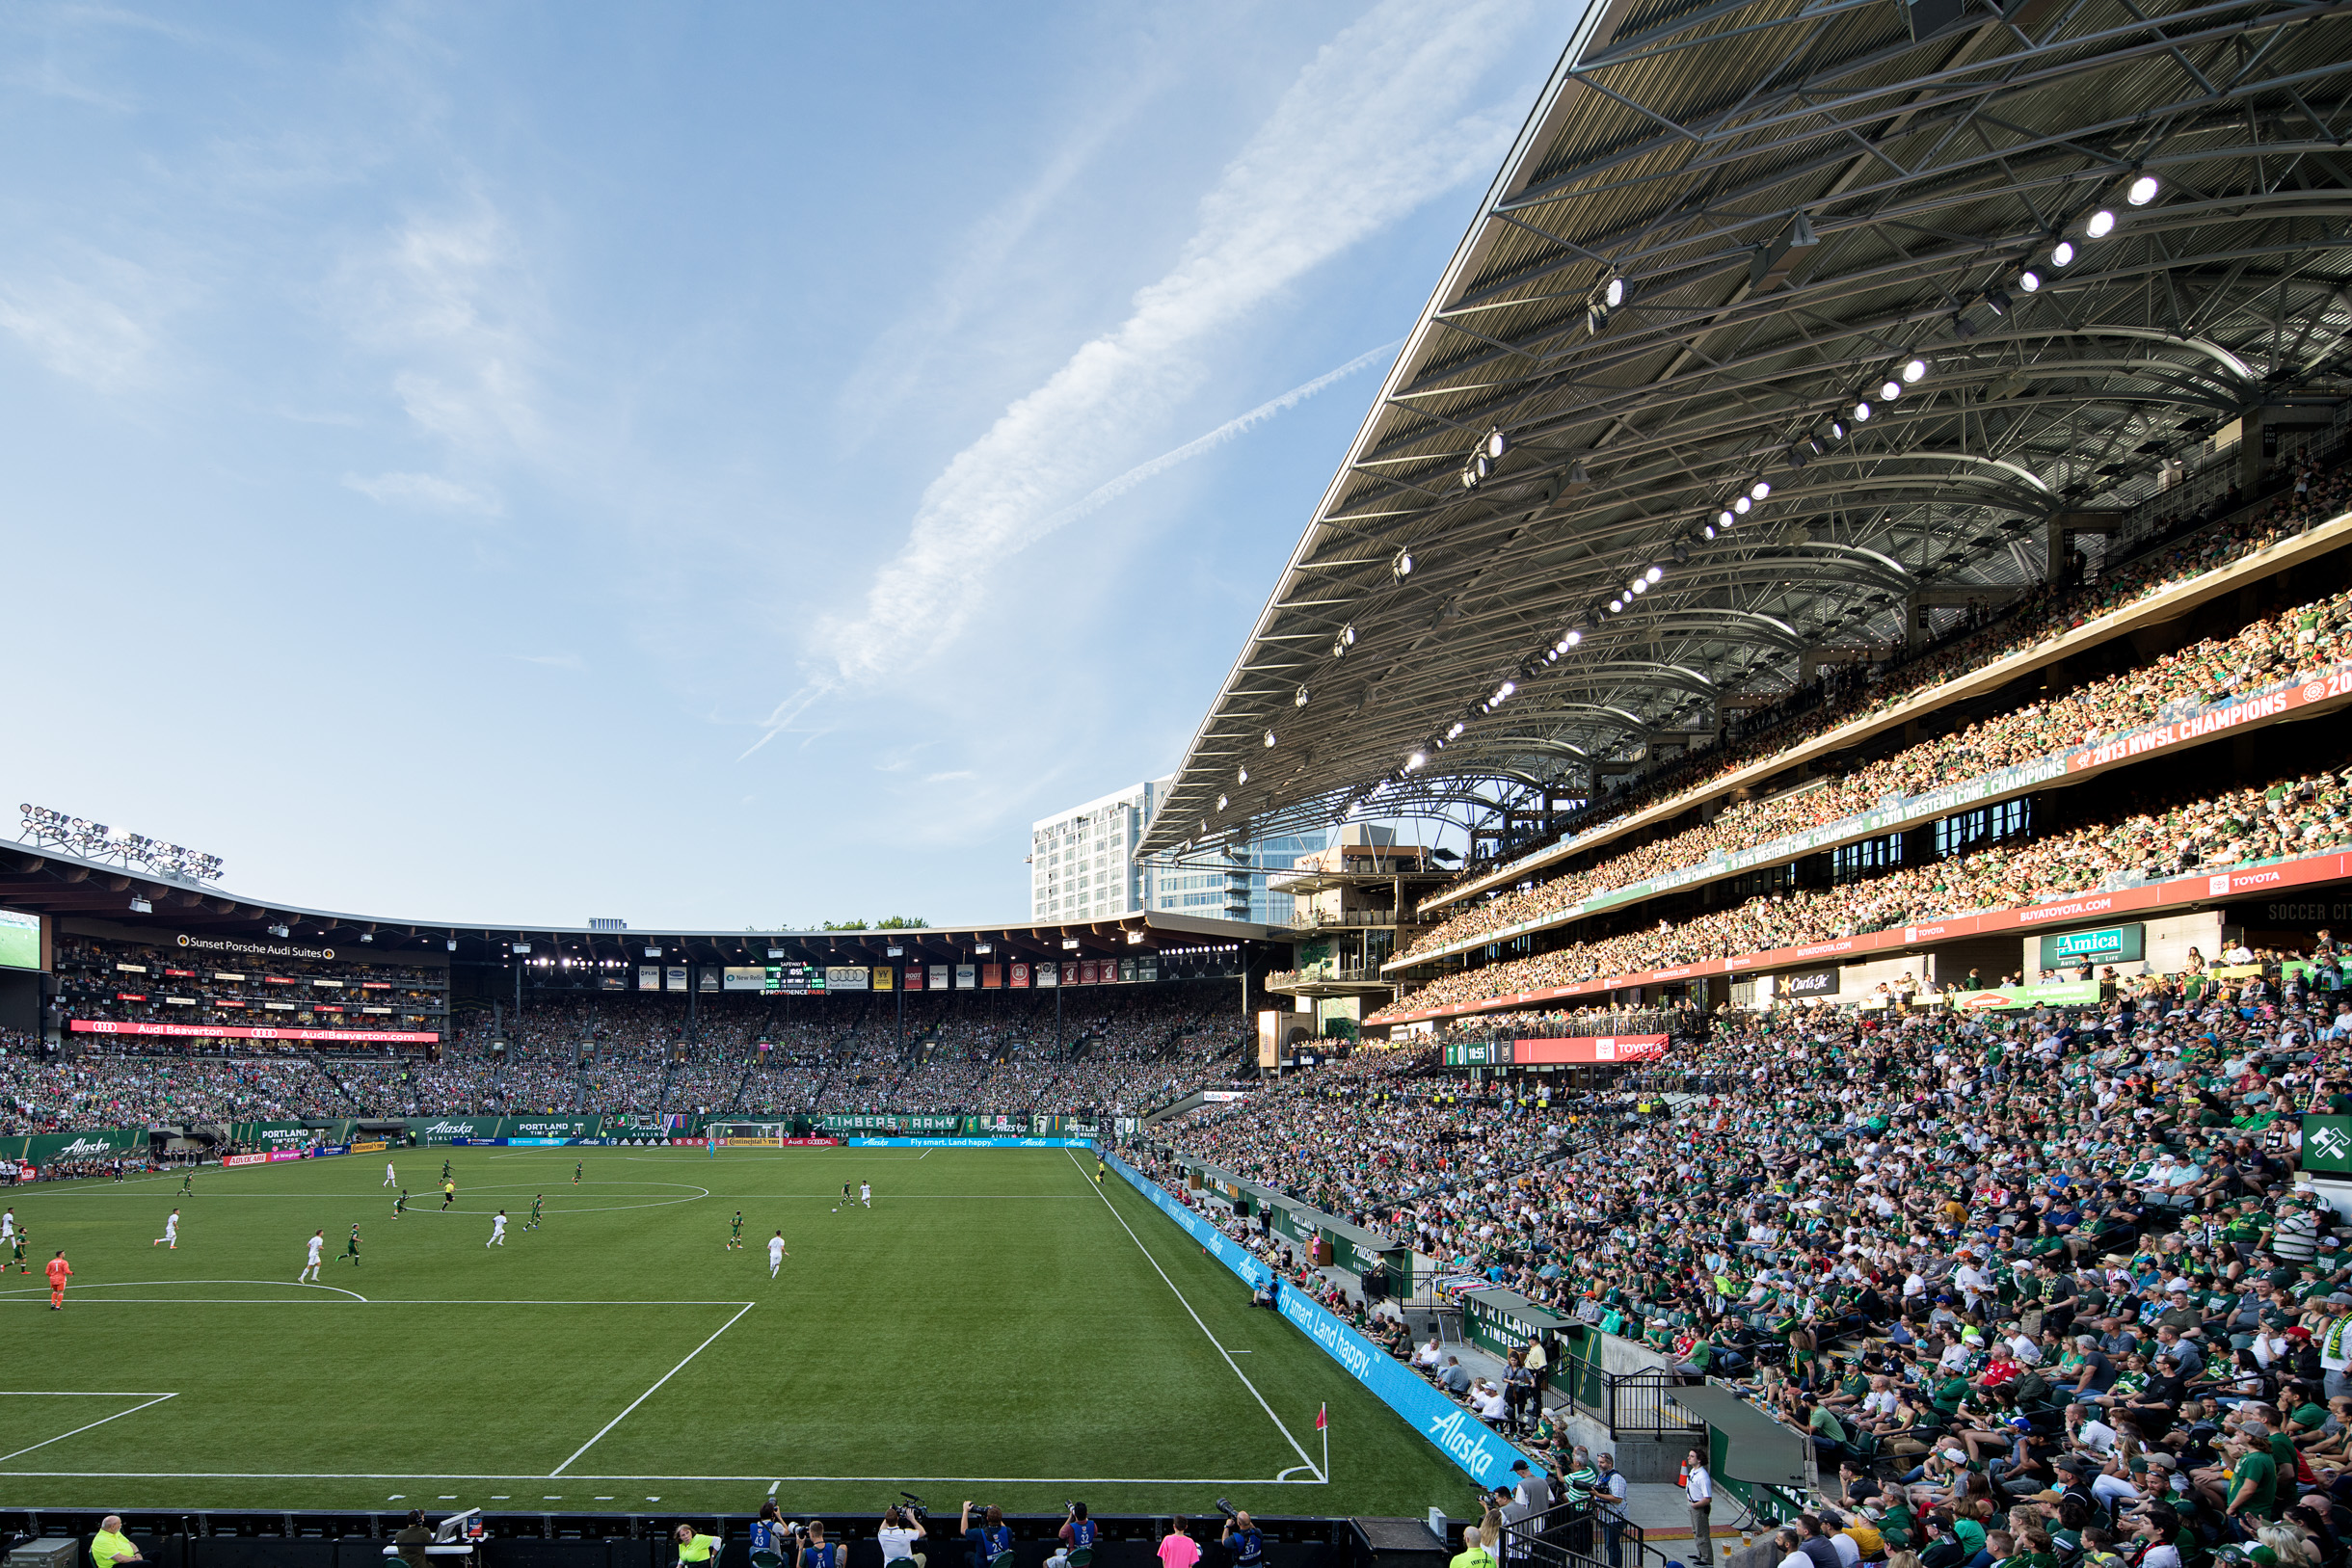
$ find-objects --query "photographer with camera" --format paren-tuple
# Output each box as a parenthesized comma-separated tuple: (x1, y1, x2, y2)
(878, 1503, 927, 1568)
(1045, 1502, 1098, 1568)
(1219, 1505, 1264, 1568)
(750, 1504, 790, 1568)
(961, 1502, 1014, 1568)
(800, 1521, 842, 1568)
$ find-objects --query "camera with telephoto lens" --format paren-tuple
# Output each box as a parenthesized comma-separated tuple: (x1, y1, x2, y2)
(900, 1495, 930, 1525)
(1215, 1499, 1239, 1522)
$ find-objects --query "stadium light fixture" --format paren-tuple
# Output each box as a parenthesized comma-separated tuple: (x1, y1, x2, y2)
(1901, 358, 1928, 384)
(1483, 427, 1508, 460)
(1733, 495, 1751, 515)
(447, 939, 459, 952)
(1829, 418, 1846, 440)
(1602, 276, 1625, 309)
(360, 933, 373, 943)
(2125, 173, 2160, 206)
(1294, 684, 1310, 707)
(1855, 399, 1874, 421)
(1446, 721, 1465, 740)
(1607, 596, 1623, 613)
(2051, 240, 2076, 268)
(1644, 564, 1665, 583)
(128, 894, 151, 914)
(2085, 208, 2116, 239)
(1750, 479, 1771, 500)
(1717, 507, 1735, 528)
(1986, 288, 2013, 315)
(1404, 750, 1427, 771)
(1236, 766, 1248, 784)
(1881, 379, 1903, 401)
(1392, 547, 1414, 579)
(1216, 793, 1229, 811)
(1262, 729, 1276, 748)
(2018, 269, 2040, 293)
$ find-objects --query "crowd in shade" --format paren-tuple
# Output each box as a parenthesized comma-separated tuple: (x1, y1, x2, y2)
(1374, 765, 2352, 1022)
(0, 988, 1252, 1135)
(1156, 960, 2352, 1568)
(1402, 583, 2352, 963)
(1440, 453, 2349, 917)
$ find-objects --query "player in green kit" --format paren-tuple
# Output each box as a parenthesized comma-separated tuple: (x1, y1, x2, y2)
(343, 1224, 362, 1266)
(525, 1194, 543, 1232)
(574, 1161, 582, 1185)
(393, 1188, 408, 1219)
(441, 1157, 452, 1182)
(10, 1227, 27, 1273)
(833, 1182, 851, 1212)
(727, 1210, 743, 1250)
(179, 1168, 195, 1197)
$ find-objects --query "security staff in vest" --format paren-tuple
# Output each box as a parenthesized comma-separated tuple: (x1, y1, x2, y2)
(1222, 1508, 1265, 1568)
(677, 1524, 723, 1568)
(961, 1503, 1013, 1568)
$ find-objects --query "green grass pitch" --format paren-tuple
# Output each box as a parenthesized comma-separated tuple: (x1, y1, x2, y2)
(0, 1145, 1470, 1521)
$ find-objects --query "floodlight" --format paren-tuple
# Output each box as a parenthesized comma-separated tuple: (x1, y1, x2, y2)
(2052, 240, 2076, 267)
(2125, 173, 2160, 206)
(1751, 480, 1772, 500)
(1603, 276, 1625, 309)
(1902, 358, 1927, 383)
(1263, 730, 1277, 748)
(1236, 766, 1248, 784)
(1644, 564, 1664, 583)
(1294, 684, 1310, 707)
(1855, 399, 1874, 421)
(1733, 495, 1751, 514)
(1882, 380, 1903, 401)
(1392, 547, 1414, 579)
(2085, 208, 2116, 239)
(1404, 751, 1427, 771)
(1483, 428, 1509, 460)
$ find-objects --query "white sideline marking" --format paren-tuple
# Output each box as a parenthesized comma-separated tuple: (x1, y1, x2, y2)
(0, 1279, 367, 1302)
(548, 1301, 757, 1475)
(0, 1469, 1328, 1484)
(0, 1294, 767, 1307)
(1063, 1150, 1324, 1483)
(0, 1392, 179, 1463)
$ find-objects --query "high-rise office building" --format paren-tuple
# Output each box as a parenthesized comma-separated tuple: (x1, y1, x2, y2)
(1029, 777, 1326, 925)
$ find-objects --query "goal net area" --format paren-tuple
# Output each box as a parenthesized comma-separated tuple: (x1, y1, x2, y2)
(703, 1121, 790, 1145)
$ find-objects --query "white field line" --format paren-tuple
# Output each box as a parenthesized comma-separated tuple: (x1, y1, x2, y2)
(0, 1393, 178, 1464)
(0, 1279, 367, 1301)
(1063, 1151, 1323, 1483)
(0, 1469, 1326, 1484)
(548, 1301, 757, 1475)
(0, 1295, 762, 1305)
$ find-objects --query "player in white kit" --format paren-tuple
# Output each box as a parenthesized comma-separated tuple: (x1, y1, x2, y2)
(384, 1161, 397, 1186)
(860, 1181, 871, 1209)
(1, 1209, 13, 1245)
(768, 1231, 789, 1278)
(300, 1229, 324, 1282)
(152, 1209, 179, 1249)
(487, 1209, 507, 1247)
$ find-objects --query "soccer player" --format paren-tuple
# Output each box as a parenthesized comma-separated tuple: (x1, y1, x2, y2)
(45, 1249, 70, 1310)
(728, 1210, 744, 1250)
(525, 1193, 543, 1232)
(179, 1168, 196, 1197)
(833, 1182, 851, 1212)
(1094, 1156, 1106, 1185)
(574, 1160, 583, 1185)
(2, 1207, 13, 1245)
(394, 1188, 409, 1219)
(384, 1160, 397, 1187)
(301, 1229, 324, 1283)
(441, 1157, 452, 1183)
(344, 1224, 362, 1266)
(859, 1180, 871, 1209)
(441, 1179, 456, 1209)
(487, 1210, 507, 1248)
(152, 1209, 180, 1249)
(10, 1225, 27, 1274)
(768, 1230, 789, 1279)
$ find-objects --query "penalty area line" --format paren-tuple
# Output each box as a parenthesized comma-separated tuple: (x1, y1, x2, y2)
(1064, 1150, 1323, 1484)
(0, 1393, 179, 1465)
(548, 1301, 756, 1476)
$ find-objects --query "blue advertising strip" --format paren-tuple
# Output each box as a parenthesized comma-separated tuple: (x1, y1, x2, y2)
(844, 1136, 1094, 1148)
(1101, 1150, 1535, 1488)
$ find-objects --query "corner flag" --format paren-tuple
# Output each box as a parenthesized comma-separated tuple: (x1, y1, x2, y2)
(1316, 1403, 1327, 1430)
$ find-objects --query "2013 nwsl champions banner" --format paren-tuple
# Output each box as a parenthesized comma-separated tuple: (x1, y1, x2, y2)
(1100, 1148, 1536, 1488)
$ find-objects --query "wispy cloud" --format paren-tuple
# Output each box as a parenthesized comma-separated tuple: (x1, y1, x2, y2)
(0, 267, 159, 390)
(344, 469, 502, 515)
(336, 199, 544, 458)
(511, 651, 585, 670)
(740, 0, 1536, 759)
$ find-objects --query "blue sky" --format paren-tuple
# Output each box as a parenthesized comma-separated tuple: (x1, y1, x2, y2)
(2, 0, 1563, 931)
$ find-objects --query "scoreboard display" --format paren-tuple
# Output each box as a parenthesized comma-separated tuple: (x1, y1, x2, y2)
(763, 962, 827, 996)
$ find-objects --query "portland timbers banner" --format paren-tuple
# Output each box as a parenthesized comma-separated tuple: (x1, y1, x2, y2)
(815, 1112, 960, 1135)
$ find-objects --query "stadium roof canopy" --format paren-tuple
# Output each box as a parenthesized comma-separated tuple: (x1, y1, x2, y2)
(1142, 0, 2352, 858)
(0, 842, 1279, 967)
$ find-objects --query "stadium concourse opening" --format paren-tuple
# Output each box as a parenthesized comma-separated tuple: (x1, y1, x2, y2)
(11, 0, 2352, 1550)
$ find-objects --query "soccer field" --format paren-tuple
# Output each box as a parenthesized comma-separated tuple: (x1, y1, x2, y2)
(0, 1145, 1469, 1520)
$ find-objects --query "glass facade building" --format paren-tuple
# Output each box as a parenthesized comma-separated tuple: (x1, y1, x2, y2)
(1029, 778, 1326, 925)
